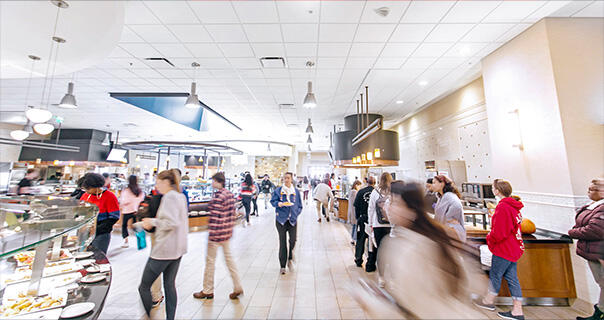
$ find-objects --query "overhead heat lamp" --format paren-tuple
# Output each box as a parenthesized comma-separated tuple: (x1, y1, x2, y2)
(303, 81, 317, 109)
(305, 118, 314, 133)
(58, 82, 77, 108)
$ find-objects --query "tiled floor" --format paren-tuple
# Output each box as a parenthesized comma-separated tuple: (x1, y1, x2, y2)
(98, 201, 587, 319)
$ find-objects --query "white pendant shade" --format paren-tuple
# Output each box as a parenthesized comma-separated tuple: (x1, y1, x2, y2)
(33, 123, 54, 135)
(303, 81, 317, 109)
(185, 82, 201, 109)
(25, 108, 53, 123)
(59, 82, 77, 109)
(10, 129, 29, 141)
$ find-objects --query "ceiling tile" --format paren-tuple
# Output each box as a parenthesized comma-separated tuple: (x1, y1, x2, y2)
(441, 1, 500, 23)
(251, 43, 285, 57)
(119, 43, 161, 58)
(380, 42, 419, 57)
(360, 1, 410, 23)
(431, 57, 467, 69)
(496, 24, 532, 43)
(412, 43, 453, 57)
(153, 43, 193, 58)
(349, 43, 385, 57)
(319, 24, 357, 42)
(129, 25, 179, 43)
(317, 57, 347, 69)
(573, 1, 604, 17)
(185, 43, 224, 58)
(276, 1, 320, 23)
(403, 57, 438, 69)
(205, 24, 248, 43)
(320, 1, 364, 23)
(157, 69, 188, 78)
(110, 46, 133, 58)
(286, 57, 315, 68)
(461, 24, 515, 42)
(484, 1, 545, 23)
(346, 57, 376, 68)
(219, 43, 254, 58)
(243, 24, 283, 42)
(143, 1, 199, 24)
(233, 1, 279, 23)
(425, 24, 474, 42)
(263, 69, 290, 78)
(188, 1, 239, 23)
(390, 24, 435, 42)
(167, 25, 212, 43)
(120, 26, 145, 43)
(285, 43, 317, 57)
(318, 43, 351, 57)
(373, 57, 405, 69)
(401, 1, 456, 23)
(282, 24, 318, 42)
(124, 1, 160, 24)
(228, 58, 262, 69)
(238, 69, 264, 78)
(524, 1, 573, 22)
(133, 68, 164, 78)
(354, 24, 396, 42)
(197, 58, 231, 69)
(544, 1, 591, 17)
(443, 43, 488, 57)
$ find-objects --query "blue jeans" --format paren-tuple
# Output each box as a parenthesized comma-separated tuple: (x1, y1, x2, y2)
(351, 224, 357, 241)
(489, 254, 523, 300)
(91, 232, 111, 254)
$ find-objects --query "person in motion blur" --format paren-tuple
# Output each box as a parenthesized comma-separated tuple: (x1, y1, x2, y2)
(194, 172, 243, 300)
(239, 173, 256, 226)
(16, 168, 39, 195)
(80, 173, 120, 254)
(473, 179, 525, 320)
(313, 178, 333, 222)
(301, 176, 311, 203)
(366, 172, 392, 273)
(424, 178, 438, 213)
(260, 174, 274, 209)
(119, 175, 145, 248)
(353, 180, 482, 319)
(354, 176, 375, 267)
(181, 172, 190, 180)
(102, 172, 111, 190)
(432, 175, 466, 242)
(138, 169, 188, 320)
(251, 179, 260, 216)
(271, 172, 303, 274)
(348, 180, 362, 245)
(569, 178, 604, 320)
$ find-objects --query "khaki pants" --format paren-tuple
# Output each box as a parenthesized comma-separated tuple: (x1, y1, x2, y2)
(315, 199, 330, 219)
(203, 240, 242, 294)
(150, 234, 162, 301)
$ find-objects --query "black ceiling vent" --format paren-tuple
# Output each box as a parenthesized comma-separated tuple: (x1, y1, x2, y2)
(260, 57, 286, 69)
(144, 57, 175, 68)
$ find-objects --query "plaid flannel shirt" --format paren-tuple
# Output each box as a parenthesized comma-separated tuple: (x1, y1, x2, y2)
(208, 188, 236, 242)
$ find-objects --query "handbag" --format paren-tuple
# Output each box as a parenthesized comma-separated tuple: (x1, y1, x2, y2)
(136, 230, 147, 250)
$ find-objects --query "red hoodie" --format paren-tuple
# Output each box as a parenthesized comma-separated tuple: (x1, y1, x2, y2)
(487, 197, 525, 262)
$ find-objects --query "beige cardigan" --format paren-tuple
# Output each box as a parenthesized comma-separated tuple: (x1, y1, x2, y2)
(149, 190, 189, 260)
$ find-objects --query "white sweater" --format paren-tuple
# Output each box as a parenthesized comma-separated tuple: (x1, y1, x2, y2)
(368, 189, 391, 228)
(313, 183, 333, 204)
(149, 190, 189, 260)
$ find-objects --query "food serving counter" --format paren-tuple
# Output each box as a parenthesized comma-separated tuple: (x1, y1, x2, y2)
(0, 196, 112, 319)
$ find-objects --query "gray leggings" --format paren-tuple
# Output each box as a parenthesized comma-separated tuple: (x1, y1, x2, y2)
(139, 257, 181, 320)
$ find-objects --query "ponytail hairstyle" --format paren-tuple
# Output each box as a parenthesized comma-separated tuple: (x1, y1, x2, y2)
(493, 179, 521, 201)
(434, 175, 461, 199)
(128, 175, 141, 197)
(378, 172, 393, 194)
(157, 169, 181, 192)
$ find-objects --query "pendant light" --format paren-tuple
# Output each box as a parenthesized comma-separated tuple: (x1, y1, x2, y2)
(58, 82, 77, 108)
(267, 143, 271, 151)
(101, 133, 111, 146)
(306, 134, 312, 144)
(10, 129, 30, 141)
(33, 123, 55, 135)
(303, 81, 317, 109)
(305, 118, 314, 133)
(185, 62, 201, 109)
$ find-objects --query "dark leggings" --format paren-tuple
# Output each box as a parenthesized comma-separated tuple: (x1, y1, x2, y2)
(139, 257, 181, 320)
(252, 196, 258, 214)
(276, 221, 297, 268)
(303, 190, 309, 200)
(366, 227, 391, 273)
(242, 196, 252, 222)
(121, 213, 136, 239)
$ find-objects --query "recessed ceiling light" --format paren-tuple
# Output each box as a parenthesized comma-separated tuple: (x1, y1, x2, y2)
(395, 100, 403, 104)
(419, 80, 428, 86)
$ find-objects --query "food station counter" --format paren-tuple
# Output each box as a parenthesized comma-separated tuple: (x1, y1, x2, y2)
(0, 196, 112, 319)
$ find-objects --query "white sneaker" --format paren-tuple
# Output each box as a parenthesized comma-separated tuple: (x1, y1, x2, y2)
(280, 268, 286, 275)
(287, 260, 295, 272)
(121, 240, 129, 248)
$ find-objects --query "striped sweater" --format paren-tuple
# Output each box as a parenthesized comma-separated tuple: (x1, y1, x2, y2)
(208, 188, 236, 242)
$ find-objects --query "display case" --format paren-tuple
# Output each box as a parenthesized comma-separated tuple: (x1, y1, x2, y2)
(0, 196, 111, 319)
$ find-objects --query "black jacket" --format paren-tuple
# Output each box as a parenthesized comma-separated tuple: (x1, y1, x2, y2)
(354, 186, 374, 223)
(260, 180, 274, 194)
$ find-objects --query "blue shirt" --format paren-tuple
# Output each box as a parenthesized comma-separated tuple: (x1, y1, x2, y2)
(270, 186, 303, 225)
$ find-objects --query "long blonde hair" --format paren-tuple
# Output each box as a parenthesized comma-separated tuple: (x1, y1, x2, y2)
(378, 172, 392, 194)
(158, 169, 181, 192)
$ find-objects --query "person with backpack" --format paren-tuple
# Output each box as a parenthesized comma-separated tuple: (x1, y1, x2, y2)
(239, 173, 256, 226)
(354, 176, 375, 268)
(366, 172, 392, 273)
(194, 172, 243, 300)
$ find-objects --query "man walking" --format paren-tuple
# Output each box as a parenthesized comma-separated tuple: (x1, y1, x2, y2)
(193, 172, 243, 300)
(354, 176, 375, 268)
(260, 174, 274, 209)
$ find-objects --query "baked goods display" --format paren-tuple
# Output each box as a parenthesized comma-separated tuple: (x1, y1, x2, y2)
(15, 249, 73, 267)
(0, 292, 67, 318)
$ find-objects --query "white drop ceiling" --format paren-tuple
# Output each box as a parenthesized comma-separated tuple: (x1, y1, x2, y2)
(1, 0, 602, 151)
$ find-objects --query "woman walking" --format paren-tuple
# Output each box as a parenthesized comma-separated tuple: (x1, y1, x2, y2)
(81, 173, 120, 254)
(473, 179, 525, 320)
(366, 172, 392, 273)
(432, 175, 466, 242)
(271, 172, 303, 274)
(569, 178, 604, 320)
(239, 173, 256, 226)
(120, 175, 145, 248)
(348, 180, 362, 245)
(139, 169, 188, 320)
(302, 176, 311, 202)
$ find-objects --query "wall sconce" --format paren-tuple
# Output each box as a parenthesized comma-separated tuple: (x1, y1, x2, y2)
(374, 148, 381, 158)
(366, 151, 373, 161)
(507, 109, 524, 150)
(53, 160, 59, 165)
